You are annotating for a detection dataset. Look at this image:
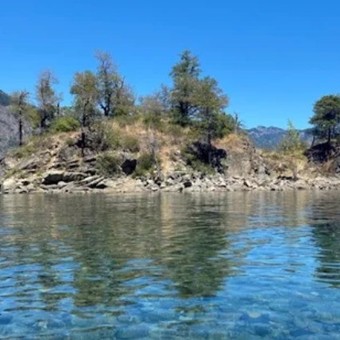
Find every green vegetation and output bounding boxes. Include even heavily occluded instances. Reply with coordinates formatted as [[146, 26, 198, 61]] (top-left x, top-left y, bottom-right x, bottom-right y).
[[310, 95, 340, 144], [36, 70, 59, 130], [4, 50, 339, 179], [10, 91, 29, 146], [50, 116, 80, 132], [120, 134, 140, 152], [11, 135, 53, 158], [134, 152, 157, 177], [278, 120, 306, 155], [96, 51, 135, 117], [182, 147, 215, 175], [168, 50, 232, 146], [96, 152, 121, 176]]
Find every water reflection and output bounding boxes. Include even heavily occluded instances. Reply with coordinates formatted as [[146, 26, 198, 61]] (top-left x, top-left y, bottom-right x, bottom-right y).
[[0, 191, 339, 338], [306, 191, 340, 288]]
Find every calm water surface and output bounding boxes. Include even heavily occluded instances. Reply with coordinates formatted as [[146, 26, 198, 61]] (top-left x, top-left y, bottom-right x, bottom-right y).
[[0, 191, 339, 339]]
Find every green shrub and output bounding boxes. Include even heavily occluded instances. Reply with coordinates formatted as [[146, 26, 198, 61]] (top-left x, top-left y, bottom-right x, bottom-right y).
[[89, 122, 120, 151], [120, 134, 140, 152], [96, 152, 121, 176], [50, 116, 80, 133], [89, 121, 140, 152], [181, 146, 215, 175], [189, 159, 215, 175], [142, 112, 163, 130], [134, 152, 155, 177], [277, 121, 306, 155]]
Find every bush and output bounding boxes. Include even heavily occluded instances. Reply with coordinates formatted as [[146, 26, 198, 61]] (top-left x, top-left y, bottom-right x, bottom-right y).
[[50, 116, 80, 133], [142, 112, 163, 130], [88, 122, 120, 151], [134, 152, 156, 177], [120, 134, 140, 152], [181, 146, 215, 175], [96, 152, 121, 176], [88, 121, 141, 153], [278, 121, 306, 155]]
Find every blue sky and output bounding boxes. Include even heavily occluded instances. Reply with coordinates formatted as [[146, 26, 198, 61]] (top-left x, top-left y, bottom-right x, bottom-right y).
[[1, 0, 340, 129]]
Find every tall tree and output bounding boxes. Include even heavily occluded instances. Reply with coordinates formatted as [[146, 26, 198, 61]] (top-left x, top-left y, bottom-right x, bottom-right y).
[[170, 50, 201, 125], [11, 91, 29, 146], [193, 77, 229, 145], [310, 95, 340, 144], [70, 71, 98, 154], [96, 51, 134, 117], [36, 70, 58, 130]]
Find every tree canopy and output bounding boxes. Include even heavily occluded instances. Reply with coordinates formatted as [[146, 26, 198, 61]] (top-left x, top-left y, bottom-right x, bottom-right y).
[[5, 49, 241, 155], [96, 51, 134, 117], [70, 71, 98, 128], [310, 95, 340, 144], [193, 76, 229, 143], [36, 70, 59, 130], [10, 91, 29, 146], [170, 50, 201, 125]]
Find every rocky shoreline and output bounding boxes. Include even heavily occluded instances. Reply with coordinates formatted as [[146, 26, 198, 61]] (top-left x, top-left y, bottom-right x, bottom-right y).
[[1, 168, 340, 195], [1, 132, 340, 195]]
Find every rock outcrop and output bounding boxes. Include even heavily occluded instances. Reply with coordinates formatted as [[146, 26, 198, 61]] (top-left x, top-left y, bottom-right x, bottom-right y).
[[1, 131, 340, 194]]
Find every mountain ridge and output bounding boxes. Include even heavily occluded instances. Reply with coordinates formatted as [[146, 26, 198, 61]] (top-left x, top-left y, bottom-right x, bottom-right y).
[[247, 125, 313, 150]]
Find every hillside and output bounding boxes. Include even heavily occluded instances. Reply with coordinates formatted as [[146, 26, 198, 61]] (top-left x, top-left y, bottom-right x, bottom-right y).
[[1, 120, 339, 194]]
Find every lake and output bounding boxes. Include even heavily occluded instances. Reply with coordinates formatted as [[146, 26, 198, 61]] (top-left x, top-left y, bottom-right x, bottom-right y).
[[0, 191, 339, 339]]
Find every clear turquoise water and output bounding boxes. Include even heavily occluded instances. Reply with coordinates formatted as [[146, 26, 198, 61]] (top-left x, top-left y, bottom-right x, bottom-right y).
[[0, 191, 339, 339]]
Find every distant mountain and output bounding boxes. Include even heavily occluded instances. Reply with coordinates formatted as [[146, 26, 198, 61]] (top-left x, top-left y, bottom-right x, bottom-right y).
[[247, 126, 313, 150], [0, 90, 11, 106]]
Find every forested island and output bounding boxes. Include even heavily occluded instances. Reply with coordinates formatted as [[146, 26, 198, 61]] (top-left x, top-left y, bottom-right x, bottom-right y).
[[0, 50, 340, 194]]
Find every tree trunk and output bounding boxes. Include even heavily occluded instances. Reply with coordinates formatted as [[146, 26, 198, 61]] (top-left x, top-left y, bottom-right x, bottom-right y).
[[19, 118, 23, 146], [81, 130, 85, 157]]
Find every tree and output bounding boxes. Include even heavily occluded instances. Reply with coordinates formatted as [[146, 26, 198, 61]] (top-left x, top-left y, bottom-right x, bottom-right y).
[[11, 91, 29, 146], [193, 77, 229, 145], [36, 70, 59, 130], [278, 120, 305, 153], [233, 112, 244, 134], [139, 85, 171, 126], [310, 95, 340, 144], [70, 71, 98, 154], [170, 50, 201, 125], [96, 51, 134, 117]]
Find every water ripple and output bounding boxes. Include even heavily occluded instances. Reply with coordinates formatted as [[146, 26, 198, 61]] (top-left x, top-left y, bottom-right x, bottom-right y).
[[0, 191, 339, 338]]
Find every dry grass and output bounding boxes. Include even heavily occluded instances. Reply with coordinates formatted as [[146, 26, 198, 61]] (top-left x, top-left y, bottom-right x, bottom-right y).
[[101, 119, 192, 175], [215, 133, 251, 152], [260, 149, 309, 178]]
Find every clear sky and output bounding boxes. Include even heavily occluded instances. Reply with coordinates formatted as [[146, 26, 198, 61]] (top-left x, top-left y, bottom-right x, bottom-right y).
[[1, 0, 340, 129]]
